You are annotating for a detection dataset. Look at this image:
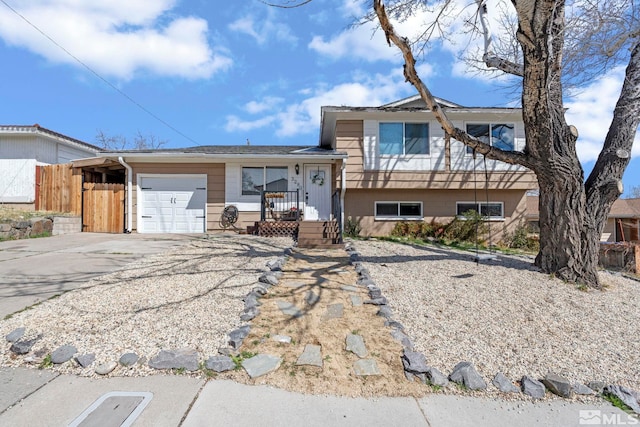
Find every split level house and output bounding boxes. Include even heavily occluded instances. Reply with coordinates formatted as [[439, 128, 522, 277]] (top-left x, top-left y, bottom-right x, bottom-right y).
[[71, 95, 538, 245]]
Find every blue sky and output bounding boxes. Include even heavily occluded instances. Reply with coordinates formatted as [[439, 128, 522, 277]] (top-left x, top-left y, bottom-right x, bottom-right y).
[[0, 0, 638, 195]]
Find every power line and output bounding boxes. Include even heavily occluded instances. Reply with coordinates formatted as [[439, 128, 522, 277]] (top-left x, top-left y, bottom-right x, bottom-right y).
[[0, 0, 201, 146]]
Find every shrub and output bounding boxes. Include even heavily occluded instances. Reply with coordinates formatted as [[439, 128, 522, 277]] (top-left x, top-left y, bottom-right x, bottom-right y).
[[344, 216, 362, 238], [443, 210, 488, 244], [501, 222, 540, 252]]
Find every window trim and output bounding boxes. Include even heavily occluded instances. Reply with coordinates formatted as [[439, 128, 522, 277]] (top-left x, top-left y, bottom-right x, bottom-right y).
[[374, 201, 423, 221], [464, 122, 516, 155], [455, 201, 505, 220], [240, 165, 289, 199], [379, 121, 430, 156]]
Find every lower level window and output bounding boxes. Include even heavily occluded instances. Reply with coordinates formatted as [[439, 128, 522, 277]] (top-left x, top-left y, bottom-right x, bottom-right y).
[[375, 202, 422, 219], [456, 202, 504, 219]]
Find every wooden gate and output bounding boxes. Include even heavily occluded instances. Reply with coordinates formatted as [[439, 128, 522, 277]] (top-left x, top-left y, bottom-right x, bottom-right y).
[[82, 183, 125, 233]]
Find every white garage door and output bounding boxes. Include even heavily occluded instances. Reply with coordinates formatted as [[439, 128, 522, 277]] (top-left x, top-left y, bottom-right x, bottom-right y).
[[138, 175, 207, 233]]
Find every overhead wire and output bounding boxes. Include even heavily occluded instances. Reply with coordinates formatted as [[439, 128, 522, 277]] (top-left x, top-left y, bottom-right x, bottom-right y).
[[0, 0, 201, 146]]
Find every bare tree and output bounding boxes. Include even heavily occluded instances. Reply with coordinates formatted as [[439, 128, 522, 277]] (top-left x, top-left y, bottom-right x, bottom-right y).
[[96, 130, 167, 151], [370, 0, 639, 288], [625, 186, 640, 199]]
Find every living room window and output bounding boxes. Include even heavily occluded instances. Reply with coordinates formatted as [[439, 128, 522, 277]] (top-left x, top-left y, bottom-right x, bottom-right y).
[[465, 123, 515, 154], [379, 122, 429, 155], [375, 201, 423, 219], [241, 166, 288, 196], [456, 202, 504, 219]]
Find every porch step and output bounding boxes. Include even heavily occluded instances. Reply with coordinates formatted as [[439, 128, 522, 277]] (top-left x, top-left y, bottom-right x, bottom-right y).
[[297, 220, 342, 248]]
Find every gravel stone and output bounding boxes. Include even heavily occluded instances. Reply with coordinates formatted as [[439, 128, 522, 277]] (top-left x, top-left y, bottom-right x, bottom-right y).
[[205, 355, 235, 372], [5, 327, 25, 343], [572, 382, 594, 395], [240, 306, 259, 321], [10, 337, 40, 355], [402, 350, 429, 374], [543, 372, 573, 398], [50, 345, 77, 364], [493, 372, 520, 393], [258, 273, 279, 286], [391, 329, 413, 350], [75, 354, 96, 368], [426, 367, 449, 387], [119, 352, 139, 366], [148, 348, 199, 371], [449, 362, 487, 390], [229, 325, 252, 349], [521, 376, 546, 399], [588, 381, 606, 393], [95, 361, 117, 375]]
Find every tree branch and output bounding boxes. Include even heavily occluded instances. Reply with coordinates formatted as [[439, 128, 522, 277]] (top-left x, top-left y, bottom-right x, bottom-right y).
[[373, 0, 533, 168], [475, 0, 524, 76]]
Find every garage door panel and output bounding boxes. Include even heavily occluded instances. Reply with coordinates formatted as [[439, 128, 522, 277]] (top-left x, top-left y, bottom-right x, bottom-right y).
[[138, 176, 206, 234]]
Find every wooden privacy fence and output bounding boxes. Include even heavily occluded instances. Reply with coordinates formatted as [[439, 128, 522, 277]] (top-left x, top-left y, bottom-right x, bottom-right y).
[[37, 164, 125, 233], [82, 183, 125, 233], [36, 164, 82, 214]]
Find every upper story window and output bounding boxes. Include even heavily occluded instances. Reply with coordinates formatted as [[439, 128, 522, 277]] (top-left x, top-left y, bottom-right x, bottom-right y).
[[242, 166, 288, 196], [465, 123, 515, 154], [379, 122, 429, 155]]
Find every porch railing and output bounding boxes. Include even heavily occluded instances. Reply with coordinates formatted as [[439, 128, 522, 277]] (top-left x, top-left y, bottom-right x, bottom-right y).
[[331, 189, 343, 243], [261, 190, 300, 221]]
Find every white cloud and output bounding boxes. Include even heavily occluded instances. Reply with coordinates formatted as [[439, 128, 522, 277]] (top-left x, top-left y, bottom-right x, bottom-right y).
[[0, 0, 231, 80], [228, 12, 297, 46], [565, 66, 640, 163], [224, 65, 432, 138]]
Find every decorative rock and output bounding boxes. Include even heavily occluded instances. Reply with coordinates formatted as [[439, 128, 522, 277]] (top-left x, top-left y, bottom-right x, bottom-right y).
[[402, 350, 429, 374], [604, 385, 640, 413], [252, 285, 269, 296], [367, 286, 382, 299], [543, 372, 573, 398], [148, 348, 199, 371], [5, 327, 25, 343], [322, 303, 344, 320], [354, 264, 368, 275], [296, 344, 323, 367], [521, 376, 546, 399], [588, 381, 606, 393], [346, 334, 368, 358], [449, 362, 487, 390], [493, 372, 520, 393], [244, 293, 261, 309], [284, 247, 294, 256], [10, 337, 40, 355], [277, 301, 303, 318], [364, 297, 388, 306], [305, 290, 319, 306], [353, 359, 381, 376], [51, 345, 77, 364], [205, 355, 236, 372], [228, 325, 251, 349], [341, 285, 359, 292], [426, 367, 450, 387], [350, 295, 362, 307], [119, 352, 139, 366], [357, 277, 376, 287], [391, 329, 413, 350], [266, 258, 283, 271], [242, 354, 282, 378], [75, 353, 96, 368], [258, 273, 279, 286], [573, 382, 594, 395], [272, 335, 292, 344], [385, 320, 404, 330], [95, 361, 117, 375], [376, 306, 393, 318], [240, 306, 259, 321], [349, 252, 361, 263]]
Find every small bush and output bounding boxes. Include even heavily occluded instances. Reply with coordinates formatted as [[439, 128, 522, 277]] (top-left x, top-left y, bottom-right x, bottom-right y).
[[443, 210, 488, 244], [501, 222, 539, 252], [344, 216, 362, 238]]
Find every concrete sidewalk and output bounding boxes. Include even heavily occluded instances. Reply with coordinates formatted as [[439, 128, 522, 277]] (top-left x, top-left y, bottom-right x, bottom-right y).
[[0, 233, 197, 319], [0, 367, 631, 427]]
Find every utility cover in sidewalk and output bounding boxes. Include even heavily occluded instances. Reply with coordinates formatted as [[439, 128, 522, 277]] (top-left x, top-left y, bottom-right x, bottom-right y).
[[68, 391, 153, 427]]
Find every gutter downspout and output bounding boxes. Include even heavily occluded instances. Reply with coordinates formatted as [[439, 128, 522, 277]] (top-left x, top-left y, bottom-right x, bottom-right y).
[[118, 157, 133, 233], [340, 158, 347, 234]]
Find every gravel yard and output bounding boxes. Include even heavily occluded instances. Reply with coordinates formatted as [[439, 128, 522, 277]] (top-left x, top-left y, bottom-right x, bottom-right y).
[[354, 239, 640, 393], [1, 234, 638, 399]]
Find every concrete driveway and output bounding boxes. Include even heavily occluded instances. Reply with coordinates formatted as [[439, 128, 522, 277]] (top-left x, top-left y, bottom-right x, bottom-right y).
[[0, 233, 198, 319]]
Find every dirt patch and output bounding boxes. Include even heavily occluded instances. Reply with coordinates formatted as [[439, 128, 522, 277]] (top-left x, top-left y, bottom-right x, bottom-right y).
[[218, 248, 426, 397]]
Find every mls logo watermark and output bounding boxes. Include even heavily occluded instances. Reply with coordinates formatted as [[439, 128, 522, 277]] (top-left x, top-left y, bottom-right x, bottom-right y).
[[579, 410, 639, 425]]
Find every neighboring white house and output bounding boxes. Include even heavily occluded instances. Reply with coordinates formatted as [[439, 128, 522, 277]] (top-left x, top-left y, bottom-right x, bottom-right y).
[[0, 124, 100, 206]]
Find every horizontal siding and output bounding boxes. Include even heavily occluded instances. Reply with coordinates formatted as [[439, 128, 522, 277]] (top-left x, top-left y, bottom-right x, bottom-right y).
[[0, 159, 36, 202], [0, 135, 57, 163], [344, 188, 528, 239]]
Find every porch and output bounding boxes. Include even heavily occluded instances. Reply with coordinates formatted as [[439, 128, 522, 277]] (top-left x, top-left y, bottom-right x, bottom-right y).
[[251, 189, 343, 248]]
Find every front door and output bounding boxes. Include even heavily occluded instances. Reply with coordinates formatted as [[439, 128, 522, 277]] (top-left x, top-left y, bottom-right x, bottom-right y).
[[304, 164, 331, 220]]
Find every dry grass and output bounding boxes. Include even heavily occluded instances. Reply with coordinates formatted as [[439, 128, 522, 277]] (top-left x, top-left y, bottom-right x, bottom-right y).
[[0, 207, 66, 222]]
